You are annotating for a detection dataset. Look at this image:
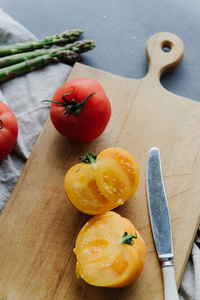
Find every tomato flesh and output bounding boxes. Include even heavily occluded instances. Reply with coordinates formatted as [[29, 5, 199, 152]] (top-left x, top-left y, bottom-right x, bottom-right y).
[[64, 148, 140, 215], [73, 211, 146, 287]]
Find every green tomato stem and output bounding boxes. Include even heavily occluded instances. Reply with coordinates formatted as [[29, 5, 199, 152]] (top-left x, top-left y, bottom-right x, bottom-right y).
[[79, 152, 97, 164], [42, 86, 95, 116], [121, 231, 137, 245]]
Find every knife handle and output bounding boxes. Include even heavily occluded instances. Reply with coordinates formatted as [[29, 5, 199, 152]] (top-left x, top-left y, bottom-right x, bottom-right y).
[[162, 266, 179, 300]]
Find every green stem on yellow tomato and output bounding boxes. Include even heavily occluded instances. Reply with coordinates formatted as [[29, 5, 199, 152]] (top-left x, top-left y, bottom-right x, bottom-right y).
[[121, 232, 137, 245], [79, 152, 97, 164]]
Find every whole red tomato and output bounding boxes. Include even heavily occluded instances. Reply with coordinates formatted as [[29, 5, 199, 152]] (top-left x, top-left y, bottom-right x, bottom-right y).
[[0, 101, 18, 160], [48, 77, 111, 142]]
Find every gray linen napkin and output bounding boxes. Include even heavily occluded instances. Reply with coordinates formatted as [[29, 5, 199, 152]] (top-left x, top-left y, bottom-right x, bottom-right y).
[[0, 8, 71, 212], [0, 8, 199, 300]]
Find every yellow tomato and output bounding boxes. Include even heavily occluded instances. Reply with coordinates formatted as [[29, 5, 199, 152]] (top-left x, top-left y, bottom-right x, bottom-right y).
[[73, 211, 146, 287], [64, 148, 140, 215]]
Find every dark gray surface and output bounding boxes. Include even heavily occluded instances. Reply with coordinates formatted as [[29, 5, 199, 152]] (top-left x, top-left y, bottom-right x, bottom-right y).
[[0, 0, 200, 102]]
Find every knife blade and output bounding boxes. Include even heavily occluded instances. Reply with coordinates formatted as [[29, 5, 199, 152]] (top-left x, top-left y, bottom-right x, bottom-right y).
[[146, 147, 179, 300]]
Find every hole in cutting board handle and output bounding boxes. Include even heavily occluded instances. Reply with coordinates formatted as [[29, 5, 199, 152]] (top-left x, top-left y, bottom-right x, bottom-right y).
[[162, 40, 172, 52]]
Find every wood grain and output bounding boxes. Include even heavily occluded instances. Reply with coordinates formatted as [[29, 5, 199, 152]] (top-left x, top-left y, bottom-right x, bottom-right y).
[[0, 32, 200, 300]]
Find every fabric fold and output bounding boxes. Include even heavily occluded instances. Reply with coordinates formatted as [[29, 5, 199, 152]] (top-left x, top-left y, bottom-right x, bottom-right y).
[[0, 9, 71, 212]]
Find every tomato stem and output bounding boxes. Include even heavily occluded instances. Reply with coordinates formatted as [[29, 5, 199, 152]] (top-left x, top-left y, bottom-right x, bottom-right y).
[[42, 86, 95, 116], [79, 152, 97, 164], [121, 232, 137, 245], [0, 119, 3, 129]]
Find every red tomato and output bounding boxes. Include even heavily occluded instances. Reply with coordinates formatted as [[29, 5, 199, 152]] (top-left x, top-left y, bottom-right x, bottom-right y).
[[48, 77, 111, 142], [0, 101, 18, 160]]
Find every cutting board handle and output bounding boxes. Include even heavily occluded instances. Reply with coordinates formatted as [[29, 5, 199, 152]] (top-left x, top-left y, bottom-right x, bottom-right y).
[[145, 32, 184, 79]]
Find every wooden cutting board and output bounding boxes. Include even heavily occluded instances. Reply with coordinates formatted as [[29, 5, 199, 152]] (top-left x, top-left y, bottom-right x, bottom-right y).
[[0, 32, 200, 300]]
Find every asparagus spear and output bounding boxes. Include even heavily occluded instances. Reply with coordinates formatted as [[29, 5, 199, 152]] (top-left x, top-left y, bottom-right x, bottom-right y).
[[0, 51, 79, 82], [0, 48, 85, 82], [0, 29, 84, 57], [0, 40, 96, 68]]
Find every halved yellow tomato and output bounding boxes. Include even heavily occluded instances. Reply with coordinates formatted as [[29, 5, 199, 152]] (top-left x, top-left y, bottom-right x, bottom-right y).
[[73, 211, 146, 287], [64, 148, 140, 215]]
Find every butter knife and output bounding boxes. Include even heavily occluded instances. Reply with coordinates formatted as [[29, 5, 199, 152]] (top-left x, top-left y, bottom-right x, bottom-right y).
[[146, 147, 179, 300]]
